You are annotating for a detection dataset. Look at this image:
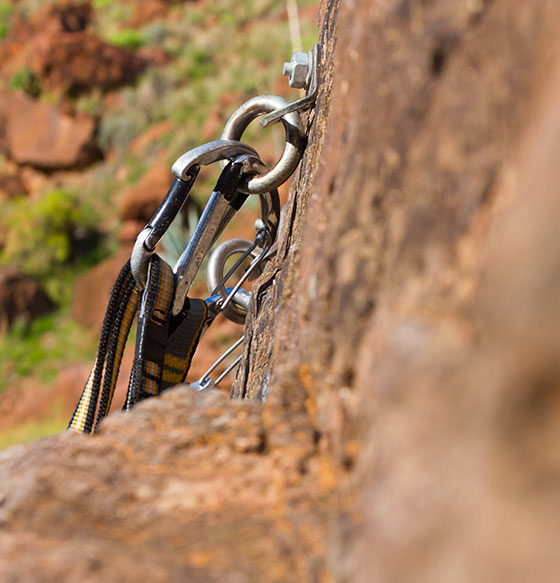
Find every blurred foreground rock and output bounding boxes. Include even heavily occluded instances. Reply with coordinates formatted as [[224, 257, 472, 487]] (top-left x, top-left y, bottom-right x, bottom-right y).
[[0, 388, 332, 582], [234, 0, 560, 580]]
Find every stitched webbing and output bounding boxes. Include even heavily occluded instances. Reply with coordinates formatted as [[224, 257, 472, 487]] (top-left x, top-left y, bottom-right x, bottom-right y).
[[95, 277, 139, 426], [126, 256, 175, 408], [68, 255, 210, 434], [161, 298, 208, 391]]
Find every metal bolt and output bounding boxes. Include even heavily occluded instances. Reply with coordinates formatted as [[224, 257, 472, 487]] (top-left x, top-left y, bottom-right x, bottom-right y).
[[283, 51, 311, 89]]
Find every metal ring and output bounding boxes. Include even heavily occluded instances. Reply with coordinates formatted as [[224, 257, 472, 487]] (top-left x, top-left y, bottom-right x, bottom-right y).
[[207, 238, 255, 324], [221, 95, 305, 194]]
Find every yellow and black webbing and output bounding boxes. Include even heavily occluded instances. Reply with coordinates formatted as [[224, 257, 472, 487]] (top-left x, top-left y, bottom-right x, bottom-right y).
[[68, 255, 208, 434], [125, 255, 176, 408]]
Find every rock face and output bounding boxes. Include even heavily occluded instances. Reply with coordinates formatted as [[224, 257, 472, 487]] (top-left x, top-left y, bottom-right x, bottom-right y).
[[234, 0, 560, 581], [0, 268, 53, 334], [1, 93, 100, 169], [1, 0, 560, 581]]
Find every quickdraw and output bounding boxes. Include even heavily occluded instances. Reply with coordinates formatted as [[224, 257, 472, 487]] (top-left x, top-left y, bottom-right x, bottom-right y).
[[68, 46, 319, 434]]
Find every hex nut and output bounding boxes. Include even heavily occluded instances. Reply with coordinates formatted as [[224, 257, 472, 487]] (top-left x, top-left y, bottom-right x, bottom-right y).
[[283, 52, 310, 89]]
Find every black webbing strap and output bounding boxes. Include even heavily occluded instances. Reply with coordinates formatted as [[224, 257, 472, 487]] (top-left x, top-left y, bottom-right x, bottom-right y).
[[68, 261, 139, 434], [161, 298, 208, 391], [68, 255, 209, 434]]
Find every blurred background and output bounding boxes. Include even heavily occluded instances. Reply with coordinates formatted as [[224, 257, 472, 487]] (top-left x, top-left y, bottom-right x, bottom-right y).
[[0, 0, 319, 448]]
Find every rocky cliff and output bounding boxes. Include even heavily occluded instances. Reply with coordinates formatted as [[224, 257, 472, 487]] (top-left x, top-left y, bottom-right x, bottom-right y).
[[2, 0, 560, 581]]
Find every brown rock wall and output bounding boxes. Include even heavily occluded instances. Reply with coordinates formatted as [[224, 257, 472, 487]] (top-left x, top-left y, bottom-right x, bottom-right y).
[[235, 0, 560, 580]]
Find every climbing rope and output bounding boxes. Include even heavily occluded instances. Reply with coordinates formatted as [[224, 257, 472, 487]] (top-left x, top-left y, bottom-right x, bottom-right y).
[[68, 45, 320, 434]]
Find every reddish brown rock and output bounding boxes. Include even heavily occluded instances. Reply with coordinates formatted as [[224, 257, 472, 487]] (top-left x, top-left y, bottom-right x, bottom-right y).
[[0, 2, 146, 96], [235, 1, 560, 581], [119, 161, 174, 223], [118, 219, 144, 245], [30, 32, 147, 95], [0, 387, 329, 583], [0, 172, 27, 200], [0, 267, 53, 334], [2, 93, 100, 169], [72, 247, 132, 332], [19, 0, 93, 36], [44, 0, 92, 33], [3, 1, 560, 582], [0, 1, 91, 88]]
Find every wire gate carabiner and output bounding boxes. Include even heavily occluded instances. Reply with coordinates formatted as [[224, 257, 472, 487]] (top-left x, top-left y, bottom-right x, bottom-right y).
[[172, 155, 280, 316], [207, 236, 266, 324]]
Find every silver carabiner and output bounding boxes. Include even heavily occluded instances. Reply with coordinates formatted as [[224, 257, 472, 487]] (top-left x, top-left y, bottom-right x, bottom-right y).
[[130, 140, 259, 289], [191, 335, 245, 391], [171, 155, 280, 315], [206, 232, 272, 324], [206, 238, 256, 324]]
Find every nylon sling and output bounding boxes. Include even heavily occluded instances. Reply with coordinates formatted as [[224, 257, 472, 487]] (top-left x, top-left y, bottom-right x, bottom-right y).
[[68, 255, 208, 434]]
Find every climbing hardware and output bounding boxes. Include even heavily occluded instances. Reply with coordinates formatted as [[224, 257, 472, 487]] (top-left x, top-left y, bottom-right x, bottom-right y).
[[68, 46, 320, 433]]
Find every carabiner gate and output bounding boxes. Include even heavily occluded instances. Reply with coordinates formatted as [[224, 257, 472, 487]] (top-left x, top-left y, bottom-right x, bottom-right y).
[[131, 140, 259, 290]]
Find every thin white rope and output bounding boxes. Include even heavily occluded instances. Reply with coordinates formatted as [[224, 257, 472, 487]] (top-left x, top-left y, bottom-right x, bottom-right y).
[[286, 0, 302, 53]]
